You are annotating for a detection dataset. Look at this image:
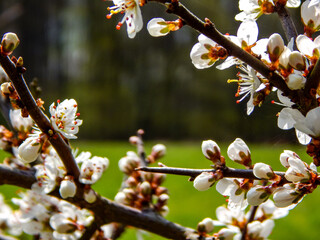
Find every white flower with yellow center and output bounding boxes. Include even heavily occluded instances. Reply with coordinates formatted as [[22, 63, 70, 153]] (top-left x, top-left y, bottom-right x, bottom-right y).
[[107, 0, 143, 38], [49, 99, 82, 140]]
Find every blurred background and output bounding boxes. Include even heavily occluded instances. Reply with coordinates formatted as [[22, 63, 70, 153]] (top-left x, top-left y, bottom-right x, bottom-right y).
[[0, 0, 302, 142]]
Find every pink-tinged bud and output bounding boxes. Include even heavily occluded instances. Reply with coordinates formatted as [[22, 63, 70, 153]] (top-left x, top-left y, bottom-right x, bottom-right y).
[[193, 172, 215, 191], [273, 184, 303, 208], [247, 186, 271, 206], [253, 163, 275, 180], [1, 32, 20, 55], [289, 51, 306, 71], [59, 176, 77, 199], [197, 217, 214, 233], [129, 136, 139, 145], [151, 144, 166, 159], [287, 72, 306, 90], [201, 140, 221, 163], [84, 188, 97, 203], [227, 138, 251, 167], [267, 33, 285, 62], [18, 137, 42, 163]]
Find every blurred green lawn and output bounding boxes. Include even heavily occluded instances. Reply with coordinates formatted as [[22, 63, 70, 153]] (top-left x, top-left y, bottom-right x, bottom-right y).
[[0, 141, 319, 239]]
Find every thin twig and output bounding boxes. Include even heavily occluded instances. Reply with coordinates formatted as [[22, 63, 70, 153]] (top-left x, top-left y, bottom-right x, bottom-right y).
[[137, 166, 287, 182], [275, 4, 298, 45], [150, 0, 296, 100], [0, 54, 80, 178]]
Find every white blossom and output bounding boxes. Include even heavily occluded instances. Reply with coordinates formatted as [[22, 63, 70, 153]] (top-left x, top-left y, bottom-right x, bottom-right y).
[[193, 172, 215, 191], [79, 156, 109, 184], [107, 0, 143, 38], [285, 158, 310, 183], [49, 99, 83, 139], [147, 18, 181, 37]]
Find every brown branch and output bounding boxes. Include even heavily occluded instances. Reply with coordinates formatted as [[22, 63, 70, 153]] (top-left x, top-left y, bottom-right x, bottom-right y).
[[149, 0, 296, 99], [275, 5, 298, 44], [0, 54, 80, 178], [136, 166, 287, 182], [0, 164, 193, 239], [0, 164, 36, 188]]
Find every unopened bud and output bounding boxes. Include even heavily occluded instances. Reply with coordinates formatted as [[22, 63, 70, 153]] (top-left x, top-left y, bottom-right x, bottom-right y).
[[253, 162, 275, 180], [16, 56, 24, 68], [193, 172, 215, 191], [84, 188, 97, 203], [287, 73, 306, 90], [201, 140, 221, 163], [1, 82, 12, 94], [129, 136, 139, 145], [159, 205, 169, 217], [216, 228, 236, 240], [123, 188, 136, 200], [197, 218, 214, 233], [289, 51, 306, 71], [267, 33, 284, 62], [114, 192, 128, 205], [227, 138, 251, 167], [0, 67, 9, 82], [118, 156, 139, 175], [247, 186, 271, 206], [273, 184, 303, 208], [140, 181, 152, 196], [280, 150, 297, 168], [151, 144, 166, 159], [158, 193, 169, 205], [18, 137, 42, 163], [1, 32, 20, 55], [59, 176, 77, 199]]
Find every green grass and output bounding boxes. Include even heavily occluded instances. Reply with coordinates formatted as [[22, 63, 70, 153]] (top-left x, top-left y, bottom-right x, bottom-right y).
[[0, 141, 319, 239]]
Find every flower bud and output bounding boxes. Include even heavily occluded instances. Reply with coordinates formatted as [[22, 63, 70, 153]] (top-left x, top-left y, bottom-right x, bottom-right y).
[[267, 33, 284, 62], [84, 188, 97, 203], [129, 136, 139, 145], [122, 188, 136, 200], [1, 32, 20, 55], [247, 186, 270, 206], [253, 163, 275, 180], [18, 137, 42, 163], [201, 140, 221, 163], [289, 51, 306, 71], [140, 181, 152, 196], [216, 228, 236, 240], [227, 138, 251, 167], [118, 156, 139, 175], [158, 193, 169, 205], [280, 150, 298, 168], [1, 82, 11, 94], [114, 192, 128, 204], [285, 158, 310, 183], [159, 205, 169, 217], [286, 72, 306, 90], [0, 67, 9, 82], [193, 172, 215, 191], [147, 18, 182, 37], [197, 217, 214, 233], [59, 176, 77, 199], [151, 144, 166, 159], [273, 184, 303, 208]]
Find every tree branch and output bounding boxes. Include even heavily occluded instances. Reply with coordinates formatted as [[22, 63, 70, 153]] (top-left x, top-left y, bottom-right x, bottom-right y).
[[0, 54, 80, 178], [275, 5, 298, 44], [150, 0, 296, 99], [0, 164, 194, 239], [136, 166, 287, 182]]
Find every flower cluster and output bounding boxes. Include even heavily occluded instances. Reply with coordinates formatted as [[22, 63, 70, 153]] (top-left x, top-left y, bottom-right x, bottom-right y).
[[115, 135, 169, 217], [195, 138, 319, 211], [188, 199, 288, 240]]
